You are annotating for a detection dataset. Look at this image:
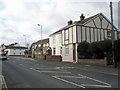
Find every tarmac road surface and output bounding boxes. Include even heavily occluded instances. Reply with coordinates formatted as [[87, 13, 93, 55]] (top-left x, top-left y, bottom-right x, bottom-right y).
[[2, 56, 119, 89]]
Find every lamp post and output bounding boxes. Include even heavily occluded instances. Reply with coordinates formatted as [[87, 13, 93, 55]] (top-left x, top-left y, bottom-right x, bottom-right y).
[[23, 35, 26, 47], [37, 24, 43, 54]]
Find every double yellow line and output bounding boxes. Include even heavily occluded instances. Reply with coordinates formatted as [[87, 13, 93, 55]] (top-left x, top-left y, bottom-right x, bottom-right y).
[[1, 75, 8, 90]]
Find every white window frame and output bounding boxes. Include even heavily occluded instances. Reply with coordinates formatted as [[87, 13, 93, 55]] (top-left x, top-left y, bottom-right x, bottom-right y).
[[65, 45, 69, 55], [64, 29, 68, 40], [59, 34, 62, 43], [53, 36, 55, 44]]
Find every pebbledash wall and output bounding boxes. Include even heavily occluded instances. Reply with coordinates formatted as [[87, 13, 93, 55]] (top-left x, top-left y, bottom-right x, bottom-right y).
[[49, 13, 118, 63]]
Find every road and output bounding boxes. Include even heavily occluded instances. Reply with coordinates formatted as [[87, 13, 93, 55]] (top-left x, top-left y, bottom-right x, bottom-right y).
[[2, 56, 118, 89]]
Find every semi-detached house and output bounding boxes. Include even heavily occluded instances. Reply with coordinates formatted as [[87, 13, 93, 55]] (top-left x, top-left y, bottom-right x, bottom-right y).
[[49, 13, 118, 63]]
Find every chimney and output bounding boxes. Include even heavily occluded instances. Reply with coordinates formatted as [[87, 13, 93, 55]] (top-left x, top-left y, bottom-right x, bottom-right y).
[[67, 20, 73, 25], [80, 14, 85, 21]]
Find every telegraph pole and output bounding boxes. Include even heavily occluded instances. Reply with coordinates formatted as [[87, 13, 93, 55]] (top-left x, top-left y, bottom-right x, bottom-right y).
[[110, 2, 117, 68]]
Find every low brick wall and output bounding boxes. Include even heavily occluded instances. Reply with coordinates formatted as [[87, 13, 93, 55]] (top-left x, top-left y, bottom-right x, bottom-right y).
[[78, 58, 107, 66], [46, 55, 62, 62], [25, 54, 31, 57], [35, 54, 45, 60], [34, 54, 62, 62]]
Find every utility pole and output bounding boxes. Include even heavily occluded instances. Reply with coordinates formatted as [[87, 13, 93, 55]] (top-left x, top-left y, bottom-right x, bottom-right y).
[[110, 2, 117, 68]]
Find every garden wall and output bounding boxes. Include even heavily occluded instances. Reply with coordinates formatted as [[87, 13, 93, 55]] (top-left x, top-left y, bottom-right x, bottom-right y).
[[78, 58, 107, 66], [34, 54, 62, 62]]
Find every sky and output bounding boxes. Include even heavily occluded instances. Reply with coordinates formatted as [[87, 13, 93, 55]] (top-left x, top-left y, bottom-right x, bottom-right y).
[[0, 0, 119, 47]]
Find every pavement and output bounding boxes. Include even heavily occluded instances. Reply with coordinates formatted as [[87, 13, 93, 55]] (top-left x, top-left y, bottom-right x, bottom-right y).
[[2, 56, 119, 88]]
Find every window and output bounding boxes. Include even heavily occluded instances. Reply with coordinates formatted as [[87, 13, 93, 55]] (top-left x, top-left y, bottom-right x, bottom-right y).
[[53, 48, 56, 55], [46, 43, 48, 46], [65, 45, 69, 55], [53, 36, 55, 44], [43, 44, 46, 47], [65, 29, 68, 40], [38, 44, 41, 47], [107, 30, 111, 38], [60, 47, 62, 55], [59, 34, 62, 43]]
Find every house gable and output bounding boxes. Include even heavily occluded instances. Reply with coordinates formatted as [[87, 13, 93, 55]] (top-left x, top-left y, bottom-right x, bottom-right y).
[[83, 13, 117, 30]]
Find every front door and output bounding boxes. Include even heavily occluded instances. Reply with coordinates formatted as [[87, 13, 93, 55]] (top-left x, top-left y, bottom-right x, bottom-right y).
[[73, 44, 76, 62]]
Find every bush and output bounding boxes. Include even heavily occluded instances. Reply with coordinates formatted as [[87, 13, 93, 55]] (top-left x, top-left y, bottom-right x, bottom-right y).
[[88, 42, 104, 59], [77, 41, 90, 59], [77, 39, 119, 60], [96, 39, 112, 56]]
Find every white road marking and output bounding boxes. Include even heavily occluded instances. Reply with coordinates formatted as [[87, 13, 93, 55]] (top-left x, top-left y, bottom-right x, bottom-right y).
[[19, 64, 25, 67], [85, 65, 91, 67], [37, 71, 71, 73], [54, 75, 86, 78], [36, 68, 58, 70], [29, 68, 41, 73], [81, 84, 111, 88], [53, 74, 112, 88], [78, 74, 112, 88], [30, 68, 71, 73], [52, 76, 86, 88], [55, 67, 74, 69], [1, 75, 8, 90]]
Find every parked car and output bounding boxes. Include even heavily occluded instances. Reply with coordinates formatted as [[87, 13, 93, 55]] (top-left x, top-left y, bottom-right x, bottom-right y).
[[0, 54, 7, 60]]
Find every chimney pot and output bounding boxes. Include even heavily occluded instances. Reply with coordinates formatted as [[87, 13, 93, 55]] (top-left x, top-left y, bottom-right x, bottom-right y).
[[80, 14, 85, 21], [68, 20, 73, 25]]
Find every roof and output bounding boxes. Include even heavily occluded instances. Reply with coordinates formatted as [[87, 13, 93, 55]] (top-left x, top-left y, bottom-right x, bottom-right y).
[[49, 29, 62, 36], [35, 38, 49, 44], [75, 13, 99, 25], [30, 38, 49, 49], [49, 13, 118, 36], [7, 46, 27, 49]]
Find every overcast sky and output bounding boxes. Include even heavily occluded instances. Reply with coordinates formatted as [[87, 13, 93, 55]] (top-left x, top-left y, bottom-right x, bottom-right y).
[[0, 0, 119, 46]]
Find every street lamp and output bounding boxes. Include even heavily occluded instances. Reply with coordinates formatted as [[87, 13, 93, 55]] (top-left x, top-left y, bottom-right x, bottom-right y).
[[37, 24, 42, 42], [23, 35, 26, 47], [37, 24, 43, 54]]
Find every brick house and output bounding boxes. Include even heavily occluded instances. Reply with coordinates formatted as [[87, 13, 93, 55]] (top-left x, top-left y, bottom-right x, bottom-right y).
[[31, 38, 50, 58]]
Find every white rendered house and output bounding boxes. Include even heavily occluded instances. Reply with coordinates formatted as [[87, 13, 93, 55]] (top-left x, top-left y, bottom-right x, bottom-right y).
[[49, 30, 62, 56], [5, 46, 27, 56]]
